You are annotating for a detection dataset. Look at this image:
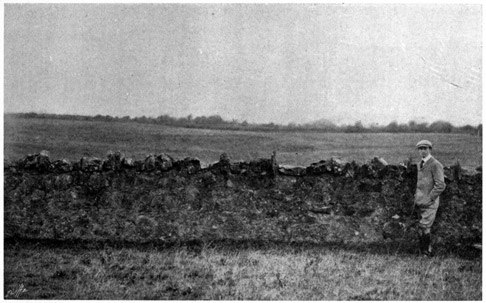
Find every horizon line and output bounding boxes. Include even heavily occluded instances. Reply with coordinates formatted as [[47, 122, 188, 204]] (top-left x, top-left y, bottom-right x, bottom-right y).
[[4, 111, 482, 128]]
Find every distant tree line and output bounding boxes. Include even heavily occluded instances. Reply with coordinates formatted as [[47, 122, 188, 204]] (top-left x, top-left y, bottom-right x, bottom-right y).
[[6, 112, 482, 135]]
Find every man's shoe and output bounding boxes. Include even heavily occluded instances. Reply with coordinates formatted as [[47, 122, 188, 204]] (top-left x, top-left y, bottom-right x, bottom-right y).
[[418, 234, 426, 255], [423, 234, 433, 257]]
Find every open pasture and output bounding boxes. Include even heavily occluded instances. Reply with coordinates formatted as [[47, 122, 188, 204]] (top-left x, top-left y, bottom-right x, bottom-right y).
[[4, 116, 482, 169], [4, 240, 482, 300]]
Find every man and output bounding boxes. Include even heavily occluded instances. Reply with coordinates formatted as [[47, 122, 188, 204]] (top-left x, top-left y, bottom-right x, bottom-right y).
[[414, 140, 446, 256]]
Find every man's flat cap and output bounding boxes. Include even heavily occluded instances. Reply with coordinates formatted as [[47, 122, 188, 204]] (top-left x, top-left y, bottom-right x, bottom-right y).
[[416, 140, 432, 148]]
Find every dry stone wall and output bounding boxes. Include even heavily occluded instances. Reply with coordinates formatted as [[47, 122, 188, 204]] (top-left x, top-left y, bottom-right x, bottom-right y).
[[4, 150, 482, 254]]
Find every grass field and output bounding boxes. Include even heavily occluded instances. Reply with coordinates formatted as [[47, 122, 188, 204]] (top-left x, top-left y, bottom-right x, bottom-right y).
[[4, 116, 482, 168], [4, 240, 481, 300]]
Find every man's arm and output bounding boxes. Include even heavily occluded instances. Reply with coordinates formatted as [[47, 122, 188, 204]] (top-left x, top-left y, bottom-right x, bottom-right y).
[[429, 161, 446, 202]]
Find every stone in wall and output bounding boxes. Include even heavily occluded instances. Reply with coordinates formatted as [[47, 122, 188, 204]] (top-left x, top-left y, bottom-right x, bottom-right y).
[[174, 157, 201, 174], [103, 150, 124, 171], [371, 156, 388, 170], [80, 156, 103, 172], [51, 159, 73, 173], [278, 165, 307, 176], [156, 154, 175, 171], [306, 157, 348, 176], [21, 150, 51, 171], [143, 155, 157, 171], [122, 157, 135, 168]]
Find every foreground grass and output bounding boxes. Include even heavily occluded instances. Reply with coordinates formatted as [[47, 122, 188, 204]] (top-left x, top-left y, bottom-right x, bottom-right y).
[[4, 241, 481, 300]]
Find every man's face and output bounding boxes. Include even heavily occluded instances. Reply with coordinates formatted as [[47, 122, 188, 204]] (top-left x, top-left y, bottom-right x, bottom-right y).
[[418, 146, 431, 158]]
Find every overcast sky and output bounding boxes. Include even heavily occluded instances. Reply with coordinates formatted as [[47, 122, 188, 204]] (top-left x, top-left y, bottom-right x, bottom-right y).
[[4, 4, 482, 126]]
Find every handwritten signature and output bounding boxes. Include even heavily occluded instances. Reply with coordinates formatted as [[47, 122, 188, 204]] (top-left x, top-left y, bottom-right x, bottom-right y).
[[5, 284, 27, 298]]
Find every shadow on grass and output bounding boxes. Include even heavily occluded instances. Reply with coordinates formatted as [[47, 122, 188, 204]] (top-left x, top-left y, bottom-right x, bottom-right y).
[[4, 237, 481, 260]]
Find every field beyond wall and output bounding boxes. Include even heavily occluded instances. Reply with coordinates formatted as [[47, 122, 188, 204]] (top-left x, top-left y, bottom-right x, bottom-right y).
[[4, 116, 482, 169]]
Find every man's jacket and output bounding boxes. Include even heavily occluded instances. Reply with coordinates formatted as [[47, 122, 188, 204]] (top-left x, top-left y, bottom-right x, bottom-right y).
[[415, 156, 446, 208]]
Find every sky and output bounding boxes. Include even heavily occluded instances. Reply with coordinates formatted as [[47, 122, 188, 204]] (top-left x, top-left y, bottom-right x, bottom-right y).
[[3, 4, 482, 126]]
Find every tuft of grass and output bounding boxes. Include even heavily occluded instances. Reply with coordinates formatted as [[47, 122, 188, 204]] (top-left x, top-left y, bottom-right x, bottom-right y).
[[4, 241, 481, 300]]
